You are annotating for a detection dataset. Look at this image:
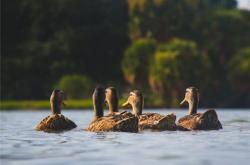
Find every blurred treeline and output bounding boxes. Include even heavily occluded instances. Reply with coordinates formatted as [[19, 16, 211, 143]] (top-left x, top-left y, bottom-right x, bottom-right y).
[[1, 0, 250, 107]]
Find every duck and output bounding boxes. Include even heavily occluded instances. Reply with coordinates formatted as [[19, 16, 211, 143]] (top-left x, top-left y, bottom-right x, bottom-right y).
[[105, 87, 119, 115], [85, 86, 138, 132], [105, 86, 140, 118], [122, 90, 177, 131], [35, 89, 77, 132], [177, 87, 222, 130]]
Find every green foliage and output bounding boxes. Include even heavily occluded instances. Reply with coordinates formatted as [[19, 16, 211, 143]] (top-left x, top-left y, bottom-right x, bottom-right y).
[[0, 100, 93, 110], [227, 47, 250, 107], [0, 97, 167, 110], [2, 0, 129, 99], [128, 0, 194, 41], [122, 38, 156, 86], [149, 39, 211, 106], [228, 48, 250, 96], [196, 9, 250, 63], [57, 75, 93, 99], [126, 0, 249, 107], [127, 0, 237, 42], [2, 0, 250, 107], [0, 98, 140, 110], [201, 0, 237, 9]]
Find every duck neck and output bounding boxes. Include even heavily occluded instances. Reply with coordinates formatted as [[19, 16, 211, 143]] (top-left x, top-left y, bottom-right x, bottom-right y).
[[93, 101, 103, 120], [188, 99, 198, 115], [51, 100, 61, 115], [107, 100, 118, 114], [132, 104, 142, 116]]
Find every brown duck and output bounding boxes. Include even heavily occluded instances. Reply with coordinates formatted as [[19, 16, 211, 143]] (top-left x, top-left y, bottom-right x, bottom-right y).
[[178, 87, 222, 130], [85, 86, 138, 132], [105, 87, 119, 115], [35, 90, 77, 132], [122, 90, 176, 131]]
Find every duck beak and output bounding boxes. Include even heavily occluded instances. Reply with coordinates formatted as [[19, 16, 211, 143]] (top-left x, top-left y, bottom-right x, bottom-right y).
[[122, 100, 130, 108], [180, 99, 186, 105]]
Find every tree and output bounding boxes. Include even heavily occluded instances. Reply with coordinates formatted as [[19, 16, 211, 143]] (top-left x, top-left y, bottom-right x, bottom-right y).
[[2, 0, 129, 99], [57, 74, 93, 99], [122, 38, 156, 87], [228, 48, 250, 107], [127, 0, 237, 42], [191, 9, 250, 106], [149, 38, 211, 106], [128, 0, 195, 42]]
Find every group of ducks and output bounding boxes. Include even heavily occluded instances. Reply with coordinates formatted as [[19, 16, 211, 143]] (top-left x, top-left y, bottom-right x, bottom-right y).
[[35, 86, 222, 133]]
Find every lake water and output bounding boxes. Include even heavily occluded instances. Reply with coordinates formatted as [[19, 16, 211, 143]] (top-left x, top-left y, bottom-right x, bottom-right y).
[[1, 109, 250, 165]]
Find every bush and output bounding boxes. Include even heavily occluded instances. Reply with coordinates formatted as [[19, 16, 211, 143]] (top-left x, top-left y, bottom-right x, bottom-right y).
[[57, 74, 93, 99], [149, 38, 211, 106], [228, 48, 250, 84], [228, 48, 250, 106], [122, 38, 156, 87]]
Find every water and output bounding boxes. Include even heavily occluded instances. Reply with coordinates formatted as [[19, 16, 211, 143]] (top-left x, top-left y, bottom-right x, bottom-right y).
[[1, 109, 250, 165]]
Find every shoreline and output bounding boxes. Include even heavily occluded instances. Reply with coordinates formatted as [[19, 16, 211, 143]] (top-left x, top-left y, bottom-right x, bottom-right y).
[[0, 100, 249, 110], [0, 99, 163, 110]]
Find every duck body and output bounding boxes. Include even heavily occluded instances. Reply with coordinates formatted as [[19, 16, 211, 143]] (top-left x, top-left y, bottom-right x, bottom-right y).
[[177, 109, 222, 131], [35, 90, 77, 132], [36, 114, 77, 132], [139, 113, 177, 131], [86, 111, 138, 132], [122, 90, 177, 131], [178, 86, 222, 131], [85, 87, 138, 133]]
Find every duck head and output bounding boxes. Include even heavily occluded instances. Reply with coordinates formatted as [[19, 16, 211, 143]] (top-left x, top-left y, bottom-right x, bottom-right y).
[[180, 87, 199, 115], [92, 86, 105, 120], [105, 87, 118, 114], [122, 90, 144, 116], [50, 89, 65, 115]]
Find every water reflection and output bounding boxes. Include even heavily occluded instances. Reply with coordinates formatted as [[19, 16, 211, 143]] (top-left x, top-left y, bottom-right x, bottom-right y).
[[1, 109, 250, 165]]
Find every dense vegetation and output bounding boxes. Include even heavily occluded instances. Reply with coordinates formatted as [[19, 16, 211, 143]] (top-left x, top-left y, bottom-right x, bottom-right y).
[[1, 0, 250, 107]]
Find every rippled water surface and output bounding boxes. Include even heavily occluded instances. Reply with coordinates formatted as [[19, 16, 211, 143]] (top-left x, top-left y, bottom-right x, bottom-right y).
[[1, 109, 250, 165]]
